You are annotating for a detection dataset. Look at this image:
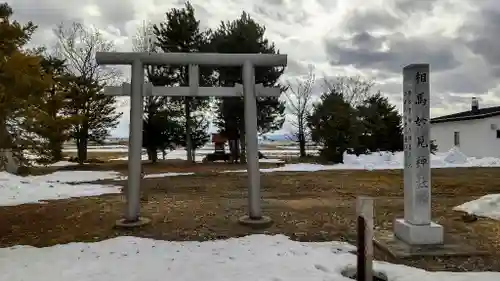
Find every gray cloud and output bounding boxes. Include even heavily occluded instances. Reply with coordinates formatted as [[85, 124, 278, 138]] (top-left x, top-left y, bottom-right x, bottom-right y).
[[10, 0, 135, 43], [324, 32, 461, 74], [262, 0, 285, 5], [392, 0, 438, 14], [252, 2, 309, 25], [92, 1, 136, 33], [253, 5, 286, 23], [343, 9, 402, 33], [432, 63, 495, 95], [6, 0, 500, 135], [314, 0, 338, 12], [285, 59, 310, 76], [341, 0, 440, 34], [10, 0, 76, 28], [459, 9, 500, 78]]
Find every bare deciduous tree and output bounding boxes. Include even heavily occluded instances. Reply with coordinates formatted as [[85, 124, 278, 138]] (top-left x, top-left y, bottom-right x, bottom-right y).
[[285, 66, 315, 158], [53, 22, 122, 163], [54, 22, 120, 84], [323, 75, 375, 107], [132, 20, 156, 53]]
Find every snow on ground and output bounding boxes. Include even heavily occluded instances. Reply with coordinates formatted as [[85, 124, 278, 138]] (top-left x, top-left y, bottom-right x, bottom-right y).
[[0, 234, 498, 281], [4, 146, 500, 278], [34, 171, 124, 183], [62, 145, 129, 153], [259, 158, 285, 163], [224, 148, 500, 173], [8, 146, 500, 216], [47, 161, 79, 167], [0, 169, 202, 206], [443, 147, 469, 164], [276, 145, 322, 149], [112, 147, 500, 170], [144, 172, 194, 179], [0, 171, 123, 206], [454, 194, 500, 220], [111, 149, 287, 163]]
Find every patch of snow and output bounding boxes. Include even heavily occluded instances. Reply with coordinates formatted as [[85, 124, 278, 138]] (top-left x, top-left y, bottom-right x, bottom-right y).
[[276, 145, 322, 150], [111, 149, 289, 163], [144, 172, 195, 179], [0, 168, 213, 206], [454, 194, 500, 220], [443, 147, 468, 164], [258, 158, 285, 163], [0, 234, 498, 281], [49, 161, 78, 167], [62, 148, 129, 153], [0, 171, 122, 206]]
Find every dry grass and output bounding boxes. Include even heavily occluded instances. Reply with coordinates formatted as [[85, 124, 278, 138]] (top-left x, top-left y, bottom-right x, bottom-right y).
[[54, 159, 284, 175], [1, 164, 500, 272]]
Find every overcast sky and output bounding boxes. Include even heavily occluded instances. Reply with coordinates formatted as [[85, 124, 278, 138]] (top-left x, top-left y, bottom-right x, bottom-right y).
[[8, 0, 500, 137]]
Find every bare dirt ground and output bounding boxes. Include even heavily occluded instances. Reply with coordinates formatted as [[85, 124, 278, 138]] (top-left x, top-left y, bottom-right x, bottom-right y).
[[1, 162, 500, 272]]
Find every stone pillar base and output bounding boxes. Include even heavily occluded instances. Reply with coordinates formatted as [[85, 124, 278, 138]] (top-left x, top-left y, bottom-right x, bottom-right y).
[[394, 218, 444, 245], [238, 215, 273, 228], [115, 217, 151, 228]]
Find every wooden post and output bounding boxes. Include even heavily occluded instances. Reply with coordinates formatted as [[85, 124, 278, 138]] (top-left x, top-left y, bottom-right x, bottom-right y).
[[356, 196, 374, 281]]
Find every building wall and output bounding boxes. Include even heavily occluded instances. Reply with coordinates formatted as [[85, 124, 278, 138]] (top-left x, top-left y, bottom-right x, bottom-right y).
[[430, 115, 500, 158]]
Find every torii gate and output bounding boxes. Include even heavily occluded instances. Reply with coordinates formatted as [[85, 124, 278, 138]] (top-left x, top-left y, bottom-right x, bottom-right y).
[[95, 52, 287, 228]]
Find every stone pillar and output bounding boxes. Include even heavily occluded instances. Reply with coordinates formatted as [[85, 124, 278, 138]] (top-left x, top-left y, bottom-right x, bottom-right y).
[[238, 60, 272, 227], [394, 64, 443, 245], [242, 60, 261, 219], [125, 59, 145, 222]]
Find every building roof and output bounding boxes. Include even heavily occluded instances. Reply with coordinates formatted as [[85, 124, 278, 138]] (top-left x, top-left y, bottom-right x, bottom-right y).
[[431, 106, 500, 124]]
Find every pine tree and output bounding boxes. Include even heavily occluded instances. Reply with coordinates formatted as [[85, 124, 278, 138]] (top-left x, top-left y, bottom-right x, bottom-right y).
[[143, 100, 184, 162], [307, 90, 359, 163], [177, 112, 209, 161], [31, 56, 75, 163], [0, 3, 53, 172], [62, 76, 121, 163], [356, 92, 403, 153], [153, 1, 212, 163], [209, 12, 286, 162]]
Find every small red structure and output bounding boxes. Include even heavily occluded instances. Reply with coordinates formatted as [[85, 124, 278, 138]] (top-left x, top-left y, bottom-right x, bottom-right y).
[[212, 133, 226, 153], [203, 133, 231, 162]]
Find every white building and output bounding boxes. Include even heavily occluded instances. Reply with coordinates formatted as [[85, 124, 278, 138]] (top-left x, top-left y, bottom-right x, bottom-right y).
[[431, 97, 500, 158]]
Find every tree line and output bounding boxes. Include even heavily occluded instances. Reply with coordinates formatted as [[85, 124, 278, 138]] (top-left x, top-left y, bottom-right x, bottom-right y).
[[0, 1, 432, 172], [287, 70, 437, 163], [0, 3, 122, 170], [286, 71, 402, 163], [0, 2, 286, 170]]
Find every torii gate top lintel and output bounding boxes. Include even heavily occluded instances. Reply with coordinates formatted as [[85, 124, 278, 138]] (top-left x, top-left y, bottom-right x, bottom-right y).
[[95, 52, 287, 67]]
